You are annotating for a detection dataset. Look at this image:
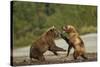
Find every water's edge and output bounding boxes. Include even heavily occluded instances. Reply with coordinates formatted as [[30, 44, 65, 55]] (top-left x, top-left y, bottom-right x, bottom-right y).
[[13, 33, 97, 57]]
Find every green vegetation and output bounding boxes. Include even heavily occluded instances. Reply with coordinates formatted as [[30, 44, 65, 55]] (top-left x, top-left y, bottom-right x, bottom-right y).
[[12, 1, 97, 48]]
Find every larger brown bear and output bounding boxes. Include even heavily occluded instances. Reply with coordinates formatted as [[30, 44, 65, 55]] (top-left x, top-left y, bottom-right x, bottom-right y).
[[30, 26, 66, 61], [62, 25, 87, 60]]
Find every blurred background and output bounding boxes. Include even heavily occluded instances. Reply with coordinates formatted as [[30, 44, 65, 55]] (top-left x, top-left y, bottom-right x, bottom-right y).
[[12, 1, 97, 48]]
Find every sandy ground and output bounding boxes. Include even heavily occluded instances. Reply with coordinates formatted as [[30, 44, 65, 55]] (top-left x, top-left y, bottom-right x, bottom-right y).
[[12, 52, 97, 66], [12, 33, 97, 66]]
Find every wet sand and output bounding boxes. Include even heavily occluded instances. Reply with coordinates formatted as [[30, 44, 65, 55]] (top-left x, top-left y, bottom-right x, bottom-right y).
[[12, 52, 97, 66]]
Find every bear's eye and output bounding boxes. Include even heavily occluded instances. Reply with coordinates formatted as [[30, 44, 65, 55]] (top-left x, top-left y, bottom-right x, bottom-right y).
[[50, 29, 54, 32], [64, 26, 67, 29]]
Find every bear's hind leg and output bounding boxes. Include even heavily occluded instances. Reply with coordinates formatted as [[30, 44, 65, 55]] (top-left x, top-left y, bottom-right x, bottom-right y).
[[38, 54, 45, 61], [81, 54, 88, 60], [73, 51, 79, 60]]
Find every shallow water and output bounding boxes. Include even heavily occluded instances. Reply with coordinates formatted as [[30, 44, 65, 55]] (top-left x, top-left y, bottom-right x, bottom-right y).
[[55, 33, 97, 53], [13, 33, 97, 57]]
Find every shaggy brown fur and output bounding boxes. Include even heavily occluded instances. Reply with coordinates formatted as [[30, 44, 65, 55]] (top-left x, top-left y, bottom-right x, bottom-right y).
[[30, 26, 66, 61], [62, 25, 87, 60]]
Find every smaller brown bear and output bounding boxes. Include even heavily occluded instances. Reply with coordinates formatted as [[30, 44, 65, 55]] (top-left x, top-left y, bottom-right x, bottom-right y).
[[30, 26, 66, 61], [62, 25, 87, 60]]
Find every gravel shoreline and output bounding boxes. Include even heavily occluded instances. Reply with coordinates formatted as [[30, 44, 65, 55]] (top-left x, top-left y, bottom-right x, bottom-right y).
[[12, 53, 97, 66]]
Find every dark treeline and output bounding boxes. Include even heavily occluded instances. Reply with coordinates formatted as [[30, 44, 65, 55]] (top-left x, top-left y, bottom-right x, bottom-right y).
[[12, 1, 97, 48]]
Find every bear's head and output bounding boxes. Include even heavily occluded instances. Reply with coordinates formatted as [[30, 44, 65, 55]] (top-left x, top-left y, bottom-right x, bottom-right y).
[[46, 26, 60, 39], [62, 25, 77, 33]]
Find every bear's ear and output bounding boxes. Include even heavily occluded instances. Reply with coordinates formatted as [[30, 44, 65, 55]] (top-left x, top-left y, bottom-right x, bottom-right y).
[[52, 26, 55, 28], [67, 25, 71, 29], [62, 26, 66, 30]]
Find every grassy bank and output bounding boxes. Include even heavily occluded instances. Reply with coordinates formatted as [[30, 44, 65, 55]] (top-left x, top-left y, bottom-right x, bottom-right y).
[[12, 1, 97, 48]]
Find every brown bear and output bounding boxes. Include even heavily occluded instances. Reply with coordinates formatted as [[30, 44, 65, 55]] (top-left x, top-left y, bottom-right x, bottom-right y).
[[30, 26, 66, 61], [62, 25, 87, 60]]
